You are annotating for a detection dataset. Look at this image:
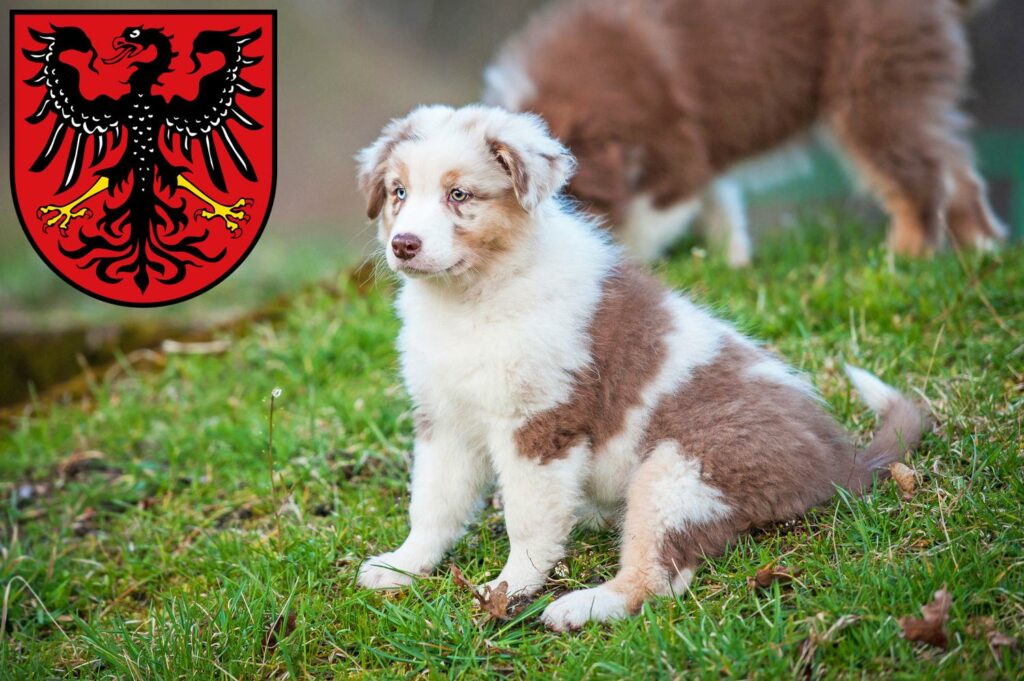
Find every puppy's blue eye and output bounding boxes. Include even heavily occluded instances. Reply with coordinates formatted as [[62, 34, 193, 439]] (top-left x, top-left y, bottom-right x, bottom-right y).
[[395, 187, 406, 200], [449, 188, 469, 203]]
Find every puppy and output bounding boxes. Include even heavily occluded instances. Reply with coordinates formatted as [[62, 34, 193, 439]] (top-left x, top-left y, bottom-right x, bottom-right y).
[[355, 105, 929, 630], [484, 0, 1006, 261]]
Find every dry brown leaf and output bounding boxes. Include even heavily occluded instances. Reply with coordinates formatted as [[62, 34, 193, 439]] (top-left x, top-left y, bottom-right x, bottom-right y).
[[899, 588, 952, 649], [748, 563, 800, 590], [987, 630, 1017, 651], [58, 450, 107, 480], [262, 610, 297, 656], [481, 581, 510, 621], [451, 564, 510, 621], [888, 462, 916, 500], [72, 507, 97, 536]]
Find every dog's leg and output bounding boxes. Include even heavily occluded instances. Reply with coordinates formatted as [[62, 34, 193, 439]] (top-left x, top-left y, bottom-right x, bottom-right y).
[[830, 105, 951, 257], [358, 431, 490, 589], [485, 441, 588, 597], [945, 161, 1007, 251], [542, 441, 732, 631], [701, 178, 752, 267], [619, 194, 702, 261]]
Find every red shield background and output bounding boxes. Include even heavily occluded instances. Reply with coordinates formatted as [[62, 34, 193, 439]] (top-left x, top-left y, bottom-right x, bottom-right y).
[[10, 11, 276, 306]]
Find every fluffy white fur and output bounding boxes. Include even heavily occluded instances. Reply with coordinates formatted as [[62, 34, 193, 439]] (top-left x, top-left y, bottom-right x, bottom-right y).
[[845, 364, 901, 413]]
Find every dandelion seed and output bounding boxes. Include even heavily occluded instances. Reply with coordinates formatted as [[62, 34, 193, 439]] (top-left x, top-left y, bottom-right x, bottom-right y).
[[272, 387, 282, 399]]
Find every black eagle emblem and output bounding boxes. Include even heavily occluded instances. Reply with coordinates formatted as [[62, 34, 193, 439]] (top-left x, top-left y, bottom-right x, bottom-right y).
[[24, 25, 264, 293]]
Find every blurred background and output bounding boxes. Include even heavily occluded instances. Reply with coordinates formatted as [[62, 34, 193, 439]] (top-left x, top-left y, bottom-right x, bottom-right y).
[[1, 0, 1021, 406]]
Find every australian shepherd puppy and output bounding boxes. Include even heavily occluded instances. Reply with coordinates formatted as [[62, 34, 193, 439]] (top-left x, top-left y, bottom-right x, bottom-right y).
[[484, 0, 1006, 262], [355, 105, 929, 630]]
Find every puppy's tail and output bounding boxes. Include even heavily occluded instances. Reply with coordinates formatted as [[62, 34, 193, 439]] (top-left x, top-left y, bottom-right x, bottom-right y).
[[843, 365, 931, 494]]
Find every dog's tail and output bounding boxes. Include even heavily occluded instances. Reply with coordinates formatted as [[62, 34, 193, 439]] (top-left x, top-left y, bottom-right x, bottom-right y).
[[954, 0, 998, 19], [843, 365, 931, 494]]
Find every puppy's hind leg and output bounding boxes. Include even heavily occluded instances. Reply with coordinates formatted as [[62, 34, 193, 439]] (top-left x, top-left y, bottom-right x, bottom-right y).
[[541, 441, 733, 631]]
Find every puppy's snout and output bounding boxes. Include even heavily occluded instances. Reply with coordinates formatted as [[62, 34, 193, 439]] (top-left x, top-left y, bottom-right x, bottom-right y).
[[391, 233, 422, 260]]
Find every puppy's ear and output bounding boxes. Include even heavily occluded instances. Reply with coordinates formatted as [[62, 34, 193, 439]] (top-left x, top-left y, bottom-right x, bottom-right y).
[[355, 118, 413, 220], [487, 112, 575, 212]]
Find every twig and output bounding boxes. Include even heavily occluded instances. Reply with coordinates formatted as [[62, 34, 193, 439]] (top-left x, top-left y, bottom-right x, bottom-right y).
[[268, 388, 283, 553], [160, 339, 232, 355]]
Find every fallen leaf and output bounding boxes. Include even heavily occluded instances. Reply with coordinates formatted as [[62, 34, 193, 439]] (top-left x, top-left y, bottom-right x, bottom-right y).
[[748, 563, 801, 589], [58, 450, 107, 480], [888, 462, 916, 500], [451, 564, 510, 621], [72, 507, 98, 536], [262, 610, 297, 656], [481, 581, 510, 621], [987, 630, 1017, 652], [899, 588, 952, 649]]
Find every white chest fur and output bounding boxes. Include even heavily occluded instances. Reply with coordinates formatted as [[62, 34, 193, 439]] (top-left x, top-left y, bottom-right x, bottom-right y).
[[396, 211, 616, 446]]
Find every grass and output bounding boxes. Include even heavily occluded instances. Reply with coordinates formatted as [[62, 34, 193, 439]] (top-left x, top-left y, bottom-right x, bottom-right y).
[[1, 212, 1021, 679]]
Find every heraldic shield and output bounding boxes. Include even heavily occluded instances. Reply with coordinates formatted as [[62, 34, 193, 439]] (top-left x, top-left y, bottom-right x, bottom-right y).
[[10, 10, 276, 306]]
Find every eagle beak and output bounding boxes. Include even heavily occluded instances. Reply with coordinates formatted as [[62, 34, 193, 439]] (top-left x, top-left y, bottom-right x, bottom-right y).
[[102, 37, 137, 65]]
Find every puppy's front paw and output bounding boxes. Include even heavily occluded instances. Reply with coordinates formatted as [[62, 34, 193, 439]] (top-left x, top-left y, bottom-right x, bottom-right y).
[[358, 553, 416, 590], [541, 586, 629, 631]]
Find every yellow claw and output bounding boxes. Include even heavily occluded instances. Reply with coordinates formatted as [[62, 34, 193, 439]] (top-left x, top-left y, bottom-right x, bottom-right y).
[[177, 175, 253, 238], [194, 197, 253, 237], [35, 178, 107, 234], [37, 204, 93, 234]]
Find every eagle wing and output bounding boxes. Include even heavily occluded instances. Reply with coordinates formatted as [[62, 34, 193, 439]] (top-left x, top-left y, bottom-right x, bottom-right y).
[[164, 28, 264, 193], [24, 26, 123, 192]]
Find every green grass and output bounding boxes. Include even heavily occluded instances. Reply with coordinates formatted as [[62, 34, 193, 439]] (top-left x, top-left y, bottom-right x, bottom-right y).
[[1, 214, 1021, 679]]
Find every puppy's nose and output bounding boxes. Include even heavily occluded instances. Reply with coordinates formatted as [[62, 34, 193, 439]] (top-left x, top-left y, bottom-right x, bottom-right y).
[[391, 233, 422, 260]]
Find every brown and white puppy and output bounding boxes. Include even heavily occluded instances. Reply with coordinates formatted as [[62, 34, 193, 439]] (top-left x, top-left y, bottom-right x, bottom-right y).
[[485, 0, 1006, 261], [355, 105, 930, 630]]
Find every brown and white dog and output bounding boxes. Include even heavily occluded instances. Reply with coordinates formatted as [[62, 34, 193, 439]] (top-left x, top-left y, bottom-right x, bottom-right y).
[[355, 105, 929, 630], [485, 0, 1006, 262]]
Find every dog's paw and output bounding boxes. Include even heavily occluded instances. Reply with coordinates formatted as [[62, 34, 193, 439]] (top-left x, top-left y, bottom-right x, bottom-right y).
[[357, 553, 416, 590], [540, 586, 629, 631]]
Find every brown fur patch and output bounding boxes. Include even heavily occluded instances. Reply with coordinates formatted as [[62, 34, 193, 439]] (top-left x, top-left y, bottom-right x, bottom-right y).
[[442, 170, 463, 190], [453, 190, 530, 265], [642, 341, 867, 575], [489, 140, 531, 207], [359, 127, 414, 220], [514, 263, 670, 462], [377, 161, 410, 244], [490, 0, 1002, 254]]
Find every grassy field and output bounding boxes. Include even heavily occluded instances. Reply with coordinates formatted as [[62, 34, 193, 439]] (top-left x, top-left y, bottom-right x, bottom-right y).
[[1, 215, 1021, 679]]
